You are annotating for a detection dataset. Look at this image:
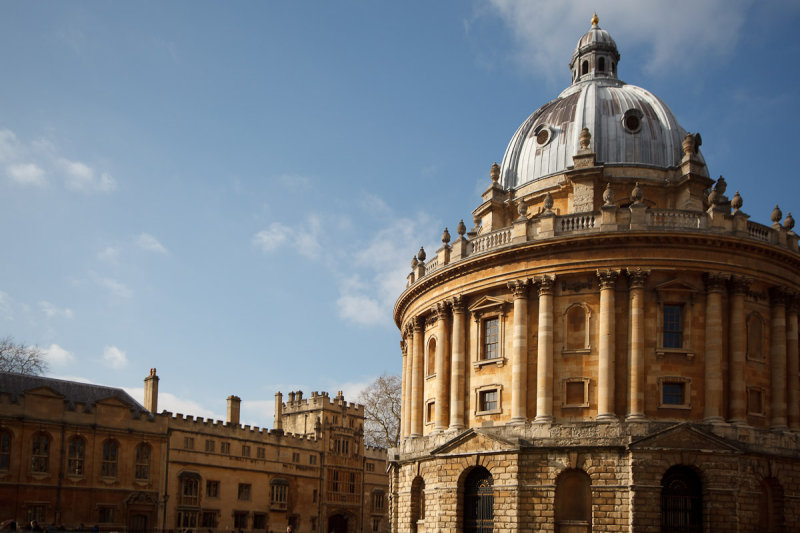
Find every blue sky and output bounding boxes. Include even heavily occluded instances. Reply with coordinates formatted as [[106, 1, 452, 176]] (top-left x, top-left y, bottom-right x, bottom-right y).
[[1, 1, 799, 428]]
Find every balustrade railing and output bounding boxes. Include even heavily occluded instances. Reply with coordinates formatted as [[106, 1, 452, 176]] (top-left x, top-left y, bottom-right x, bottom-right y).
[[557, 213, 596, 234], [648, 209, 706, 229], [747, 221, 771, 242], [471, 227, 512, 254]]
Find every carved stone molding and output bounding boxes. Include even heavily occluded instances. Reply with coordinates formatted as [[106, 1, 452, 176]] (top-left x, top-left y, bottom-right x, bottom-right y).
[[507, 279, 531, 299], [703, 272, 729, 293], [412, 315, 425, 332], [769, 287, 789, 306], [450, 294, 466, 314], [435, 301, 451, 320], [535, 274, 556, 296], [596, 269, 621, 290], [626, 267, 650, 289], [729, 276, 753, 295]]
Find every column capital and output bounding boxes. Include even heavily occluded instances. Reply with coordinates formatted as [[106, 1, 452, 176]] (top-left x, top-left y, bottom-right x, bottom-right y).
[[507, 279, 531, 299], [412, 315, 425, 332], [535, 274, 556, 296], [729, 275, 753, 295], [770, 286, 790, 306], [450, 294, 466, 313], [400, 339, 407, 355], [596, 269, 621, 290], [704, 272, 729, 293], [786, 292, 800, 314], [626, 267, 650, 289], [435, 301, 451, 320]]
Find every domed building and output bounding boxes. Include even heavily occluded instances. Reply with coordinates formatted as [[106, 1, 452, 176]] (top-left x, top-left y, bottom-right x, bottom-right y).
[[389, 15, 800, 533]]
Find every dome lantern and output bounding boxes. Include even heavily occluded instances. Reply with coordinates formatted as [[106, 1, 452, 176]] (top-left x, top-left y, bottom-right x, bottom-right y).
[[569, 13, 621, 84]]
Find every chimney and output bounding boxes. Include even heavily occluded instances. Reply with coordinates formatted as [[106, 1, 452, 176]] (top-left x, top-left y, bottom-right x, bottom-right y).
[[274, 392, 283, 431], [144, 368, 159, 413], [226, 395, 241, 426]]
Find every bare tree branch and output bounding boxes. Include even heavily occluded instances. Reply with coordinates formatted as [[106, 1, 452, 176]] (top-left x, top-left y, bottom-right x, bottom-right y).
[[357, 373, 401, 449], [0, 336, 48, 375]]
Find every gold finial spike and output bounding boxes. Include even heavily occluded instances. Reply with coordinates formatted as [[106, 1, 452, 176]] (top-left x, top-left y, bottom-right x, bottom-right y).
[[591, 12, 599, 26]]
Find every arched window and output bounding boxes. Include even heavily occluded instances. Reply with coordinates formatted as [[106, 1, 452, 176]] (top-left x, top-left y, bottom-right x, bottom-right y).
[[135, 443, 151, 480], [31, 432, 49, 473], [426, 338, 436, 376], [747, 313, 765, 360], [410, 476, 425, 533], [67, 436, 85, 476], [661, 466, 702, 533], [464, 467, 493, 533], [0, 429, 11, 471], [581, 60, 589, 75], [598, 57, 606, 72], [101, 439, 118, 478], [555, 469, 591, 532], [565, 304, 590, 352], [759, 477, 785, 533], [179, 472, 201, 506]]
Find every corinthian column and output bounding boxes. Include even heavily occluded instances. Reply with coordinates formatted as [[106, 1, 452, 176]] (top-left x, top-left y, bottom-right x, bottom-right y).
[[508, 279, 530, 424], [449, 295, 466, 430], [704, 273, 727, 423], [434, 302, 450, 433], [535, 275, 555, 423], [597, 269, 620, 422], [400, 337, 409, 438], [729, 277, 750, 425], [410, 316, 424, 437], [787, 296, 800, 431], [626, 268, 649, 421], [770, 288, 788, 430]]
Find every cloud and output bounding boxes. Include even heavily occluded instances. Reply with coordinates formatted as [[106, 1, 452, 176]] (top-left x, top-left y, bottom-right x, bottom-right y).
[[42, 343, 75, 366], [484, 0, 753, 82], [0, 130, 19, 162], [241, 399, 275, 430], [39, 301, 74, 319], [253, 222, 291, 253], [0, 291, 12, 321], [252, 216, 322, 259], [8, 163, 46, 187], [126, 386, 224, 419], [136, 233, 168, 254], [103, 345, 128, 369], [96, 276, 133, 298], [59, 158, 116, 192], [336, 278, 386, 326], [97, 246, 120, 264]]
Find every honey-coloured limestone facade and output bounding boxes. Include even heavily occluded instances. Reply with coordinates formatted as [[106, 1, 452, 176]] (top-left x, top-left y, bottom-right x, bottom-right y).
[[389, 15, 800, 533]]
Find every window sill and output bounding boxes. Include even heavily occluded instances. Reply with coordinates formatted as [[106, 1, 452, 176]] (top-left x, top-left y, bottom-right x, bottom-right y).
[[562, 403, 590, 409], [746, 356, 766, 364], [658, 404, 692, 410], [656, 348, 694, 359], [562, 348, 591, 355], [473, 357, 505, 369], [475, 408, 502, 416]]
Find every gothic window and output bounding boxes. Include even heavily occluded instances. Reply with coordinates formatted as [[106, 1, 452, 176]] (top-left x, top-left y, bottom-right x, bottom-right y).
[[426, 337, 436, 376], [759, 477, 785, 533], [0, 430, 10, 471], [179, 472, 200, 506], [661, 466, 702, 533], [135, 443, 150, 480], [564, 304, 591, 353], [67, 436, 85, 476], [101, 439, 118, 478], [271, 478, 288, 509], [747, 312, 765, 361], [555, 469, 591, 533], [463, 467, 493, 533], [410, 476, 425, 533], [30, 432, 49, 473]]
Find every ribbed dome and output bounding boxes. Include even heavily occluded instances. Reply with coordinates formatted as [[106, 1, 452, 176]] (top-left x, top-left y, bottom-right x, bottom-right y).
[[499, 16, 708, 191]]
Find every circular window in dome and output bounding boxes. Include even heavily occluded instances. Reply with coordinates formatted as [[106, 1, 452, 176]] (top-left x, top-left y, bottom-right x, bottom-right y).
[[622, 109, 643, 134], [533, 124, 552, 146]]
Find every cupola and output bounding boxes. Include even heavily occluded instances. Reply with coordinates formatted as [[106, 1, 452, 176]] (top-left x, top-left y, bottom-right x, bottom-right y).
[[569, 13, 620, 83]]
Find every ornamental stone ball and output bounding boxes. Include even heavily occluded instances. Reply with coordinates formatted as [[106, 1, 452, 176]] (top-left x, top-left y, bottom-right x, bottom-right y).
[[417, 246, 426, 262], [785, 213, 795, 231], [442, 227, 451, 244], [490, 162, 500, 182], [772, 205, 783, 224], [731, 190, 743, 211], [457, 219, 466, 236]]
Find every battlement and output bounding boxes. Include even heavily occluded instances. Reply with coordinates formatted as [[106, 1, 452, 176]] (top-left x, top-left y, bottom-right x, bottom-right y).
[[162, 411, 319, 445], [281, 390, 365, 417]]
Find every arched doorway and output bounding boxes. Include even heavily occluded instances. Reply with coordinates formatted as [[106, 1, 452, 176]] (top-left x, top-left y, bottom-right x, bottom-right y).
[[759, 477, 785, 532], [661, 466, 702, 533], [410, 476, 425, 533], [555, 469, 591, 533], [328, 513, 348, 533], [463, 467, 493, 533]]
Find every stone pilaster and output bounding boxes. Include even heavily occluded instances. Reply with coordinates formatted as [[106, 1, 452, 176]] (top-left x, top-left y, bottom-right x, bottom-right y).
[[729, 277, 751, 424], [704, 273, 727, 423], [535, 275, 555, 423], [508, 279, 530, 424], [400, 337, 408, 438], [597, 269, 620, 422], [787, 296, 800, 431], [769, 288, 788, 430], [449, 295, 466, 430], [410, 316, 425, 437], [626, 268, 649, 421], [434, 302, 450, 433]]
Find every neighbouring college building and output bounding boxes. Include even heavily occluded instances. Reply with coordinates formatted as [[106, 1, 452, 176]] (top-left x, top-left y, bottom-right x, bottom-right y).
[[0, 370, 388, 533], [389, 14, 800, 533]]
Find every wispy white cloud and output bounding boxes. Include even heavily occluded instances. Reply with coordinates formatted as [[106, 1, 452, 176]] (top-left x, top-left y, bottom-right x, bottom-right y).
[[8, 162, 46, 187], [97, 246, 121, 264], [39, 301, 74, 319], [96, 276, 133, 298], [59, 158, 116, 192], [252, 222, 292, 252], [103, 345, 128, 369], [252, 216, 322, 259], [136, 233, 168, 254], [0, 291, 13, 321], [43, 343, 76, 366], [126, 386, 224, 419]]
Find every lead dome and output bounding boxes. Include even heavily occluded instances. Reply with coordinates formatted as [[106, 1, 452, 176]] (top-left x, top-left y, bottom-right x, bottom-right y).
[[499, 15, 708, 190]]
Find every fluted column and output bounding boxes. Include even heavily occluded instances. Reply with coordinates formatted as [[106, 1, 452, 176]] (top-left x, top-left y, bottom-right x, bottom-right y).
[[508, 279, 530, 424], [535, 275, 555, 423], [434, 302, 450, 433], [787, 296, 800, 431], [704, 273, 727, 423], [729, 277, 750, 424], [626, 268, 649, 421], [449, 295, 466, 430], [597, 269, 620, 422], [769, 288, 788, 430], [410, 316, 424, 437], [400, 337, 409, 438]]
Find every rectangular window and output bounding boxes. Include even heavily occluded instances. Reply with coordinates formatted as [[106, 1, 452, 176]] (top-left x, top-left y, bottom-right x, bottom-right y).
[[311, 517, 317, 531], [233, 512, 248, 529], [253, 513, 267, 530], [662, 382, 685, 405], [220, 442, 230, 454], [242, 445, 251, 457], [373, 519, 381, 532], [101, 440, 118, 478], [31, 434, 49, 473], [483, 317, 499, 359], [331, 470, 340, 492], [479, 390, 498, 412], [68, 438, 85, 476], [310, 454, 317, 465], [205, 439, 215, 453], [373, 491, 385, 511], [663, 305, 683, 348], [313, 489, 318, 503], [183, 437, 194, 450], [27, 505, 45, 524], [292, 452, 300, 463], [98, 507, 115, 524], [177, 511, 198, 529], [257, 447, 265, 459], [563, 378, 590, 408], [206, 480, 220, 498], [135, 444, 150, 480], [0, 431, 10, 471], [201, 512, 218, 528], [271, 480, 288, 508], [748, 388, 765, 415], [426, 401, 435, 423], [180, 477, 199, 506], [348, 472, 357, 494], [366, 462, 375, 472], [238, 483, 251, 501]]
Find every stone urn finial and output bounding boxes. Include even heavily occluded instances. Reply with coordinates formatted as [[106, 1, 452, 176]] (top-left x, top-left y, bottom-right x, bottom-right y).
[[715, 176, 727, 196], [490, 162, 500, 182], [603, 182, 614, 206], [630, 182, 644, 205], [441, 227, 451, 245], [456, 219, 466, 236], [579, 127, 591, 150], [682, 132, 696, 157], [517, 198, 527, 218], [417, 246, 426, 262], [772, 205, 783, 224], [785, 213, 796, 232], [731, 190, 743, 212], [411, 255, 418, 269], [543, 192, 554, 212]]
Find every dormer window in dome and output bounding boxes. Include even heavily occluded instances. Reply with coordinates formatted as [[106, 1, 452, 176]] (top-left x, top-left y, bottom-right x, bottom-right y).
[[622, 109, 643, 134]]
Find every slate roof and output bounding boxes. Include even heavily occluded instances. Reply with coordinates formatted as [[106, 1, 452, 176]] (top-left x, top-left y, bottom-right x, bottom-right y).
[[0, 371, 148, 415]]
